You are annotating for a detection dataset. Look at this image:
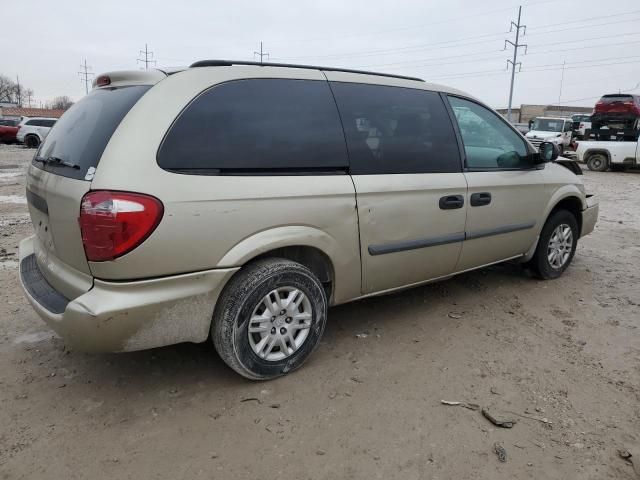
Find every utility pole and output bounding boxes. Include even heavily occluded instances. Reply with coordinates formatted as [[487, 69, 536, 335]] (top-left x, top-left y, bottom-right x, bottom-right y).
[[137, 43, 156, 70], [15, 75, 22, 107], [558, 60, 566, 114], [253, 42, 270, 64], [504, 5, 527, 123], [25, 90, 33, 108], [78, 59, 94, 95]]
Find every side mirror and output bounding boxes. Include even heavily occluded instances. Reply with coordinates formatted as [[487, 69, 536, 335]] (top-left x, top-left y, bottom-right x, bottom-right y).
[[538, 141, 558, 162]]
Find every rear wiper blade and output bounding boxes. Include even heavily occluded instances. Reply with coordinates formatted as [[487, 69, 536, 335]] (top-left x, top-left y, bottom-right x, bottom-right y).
[[34, 155, 80, 170]]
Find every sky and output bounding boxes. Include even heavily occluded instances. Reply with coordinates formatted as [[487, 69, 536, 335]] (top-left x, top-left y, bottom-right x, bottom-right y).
[[2, 0, 639, 109]]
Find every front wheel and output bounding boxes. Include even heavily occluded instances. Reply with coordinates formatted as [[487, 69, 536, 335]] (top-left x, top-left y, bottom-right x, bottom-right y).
[[212, 258, 328, 380], [528, 210, 579, 280]]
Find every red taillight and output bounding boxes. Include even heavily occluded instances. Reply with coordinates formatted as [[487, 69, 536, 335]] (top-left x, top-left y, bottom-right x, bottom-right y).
[[79, 191, 163, 262], [95, 75, 111, 87]]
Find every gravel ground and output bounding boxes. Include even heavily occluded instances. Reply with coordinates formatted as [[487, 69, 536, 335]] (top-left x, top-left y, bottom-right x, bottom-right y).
[[0, 143, 638, 479]]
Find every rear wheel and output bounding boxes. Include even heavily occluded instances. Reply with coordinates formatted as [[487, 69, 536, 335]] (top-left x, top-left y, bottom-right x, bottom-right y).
[[586, 153, 608, 172], [212, 258, 327, 380], [528, 210, 579, 280], [24, 135, 40, 148]]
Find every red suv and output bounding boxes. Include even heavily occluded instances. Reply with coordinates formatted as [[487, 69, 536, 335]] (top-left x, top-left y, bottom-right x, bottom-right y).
[[591, 94, 640, 131]]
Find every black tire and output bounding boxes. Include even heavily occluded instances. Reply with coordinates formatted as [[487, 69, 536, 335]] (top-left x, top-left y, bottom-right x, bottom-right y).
[[24, 135, 40, 148], [528, 210, 579, 280], [586, 153, 608, 172], [212, 258, 328, 380]]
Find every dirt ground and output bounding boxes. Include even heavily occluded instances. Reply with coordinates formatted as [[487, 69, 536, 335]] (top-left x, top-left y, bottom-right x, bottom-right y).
[[0, 143, 638, 480]]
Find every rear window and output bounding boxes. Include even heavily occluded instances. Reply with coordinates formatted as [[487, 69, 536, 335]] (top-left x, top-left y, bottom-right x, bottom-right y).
[[34, 85, 150, 180], [600, 95, 634, 103], [157, 79, 348, 174]]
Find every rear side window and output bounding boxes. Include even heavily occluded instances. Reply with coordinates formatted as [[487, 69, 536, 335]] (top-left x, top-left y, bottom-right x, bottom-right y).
[[42, 120, 56, 127], [25, 120, 38, 126], [35, 85, 150, 180], [158, 79, 348, 174], [329, 82, 461, 174]]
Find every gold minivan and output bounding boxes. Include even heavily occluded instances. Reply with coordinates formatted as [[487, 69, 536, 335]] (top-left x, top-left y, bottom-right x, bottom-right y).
[[19, 61, 598, 379]]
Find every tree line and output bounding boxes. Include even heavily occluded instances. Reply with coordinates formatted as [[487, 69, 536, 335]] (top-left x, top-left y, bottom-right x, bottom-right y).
[[0, 74, 73, 110]]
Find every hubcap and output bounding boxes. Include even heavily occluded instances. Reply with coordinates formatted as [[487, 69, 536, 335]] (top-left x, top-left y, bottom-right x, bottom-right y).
[[247, 287, 313, 361], [547, 224, 573, 270]]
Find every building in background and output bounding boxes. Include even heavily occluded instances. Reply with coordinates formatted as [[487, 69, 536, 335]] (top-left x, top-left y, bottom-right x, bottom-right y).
[[496, 104, 593, 123], [0, 107, 66, 121]]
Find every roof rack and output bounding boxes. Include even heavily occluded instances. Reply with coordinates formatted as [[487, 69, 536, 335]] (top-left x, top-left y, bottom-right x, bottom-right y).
[[189, 60, 424, 82]]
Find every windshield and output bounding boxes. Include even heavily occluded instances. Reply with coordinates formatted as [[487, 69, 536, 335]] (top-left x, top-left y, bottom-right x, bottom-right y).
[[531, 119, 564, 132], [34, 85, 150, 180]]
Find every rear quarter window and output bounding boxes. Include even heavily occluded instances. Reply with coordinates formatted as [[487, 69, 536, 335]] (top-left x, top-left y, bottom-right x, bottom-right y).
[[157, 78, 348, 174]]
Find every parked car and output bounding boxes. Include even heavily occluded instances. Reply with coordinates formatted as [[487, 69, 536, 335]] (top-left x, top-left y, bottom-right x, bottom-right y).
[[0, 118, 20, 144], [16, 117, 57, 148], [526, 117, 573, 154], [591, 94, 640, 131], [19, 61, 599, 380], [575, 137, 639, 171], [571, 114, 591, 139]]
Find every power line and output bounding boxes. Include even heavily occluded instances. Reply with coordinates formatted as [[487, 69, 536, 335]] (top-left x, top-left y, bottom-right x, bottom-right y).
[[77, 59, 94, 95], [358, 36, 640, 70], [525, 16, 640, 37], [268, 5, 518, 46], [526, 9, 640, 31], [428, 58, 640, 80], [271, 30, 510, 62], [505, 5, 527, 122], [253, 42, 270, 64], [137, 43, 156, 70]]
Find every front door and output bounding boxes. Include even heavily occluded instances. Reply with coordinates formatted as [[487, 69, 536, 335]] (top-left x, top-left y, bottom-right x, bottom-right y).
[[447, 96, 547, 271], [328, 78, 467, 293]]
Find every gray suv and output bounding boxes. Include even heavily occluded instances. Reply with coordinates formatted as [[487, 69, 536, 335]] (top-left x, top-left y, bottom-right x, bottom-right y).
[[19, 61, 598, 379]]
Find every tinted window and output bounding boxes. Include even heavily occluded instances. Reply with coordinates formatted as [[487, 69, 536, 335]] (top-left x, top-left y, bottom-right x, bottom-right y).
[[158, 79, 348, 173], [25, 120, 38, 126], [35, 85, 150, 180], [601, 95, 634, 103], [330, 83, 460, 174], [42, 120, 56, 128], [448, 96, 532, 170]]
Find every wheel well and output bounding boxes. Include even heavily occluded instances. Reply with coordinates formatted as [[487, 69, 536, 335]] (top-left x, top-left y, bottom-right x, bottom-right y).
[[550, 197, 582, 233], [253, 246, 334, 300]]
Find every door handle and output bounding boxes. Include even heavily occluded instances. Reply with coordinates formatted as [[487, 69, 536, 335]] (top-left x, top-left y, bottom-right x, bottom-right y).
[[439, 194, 465, 210], [470, 192, 492, 207]]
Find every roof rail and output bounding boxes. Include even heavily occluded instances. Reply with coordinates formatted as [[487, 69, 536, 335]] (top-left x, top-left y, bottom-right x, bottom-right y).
[[189, 60, 424, 82]]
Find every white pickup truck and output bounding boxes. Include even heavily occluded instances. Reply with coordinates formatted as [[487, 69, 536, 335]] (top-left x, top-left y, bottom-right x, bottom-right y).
[[576, 138, 639, 171], [525, 117, 573, 154]]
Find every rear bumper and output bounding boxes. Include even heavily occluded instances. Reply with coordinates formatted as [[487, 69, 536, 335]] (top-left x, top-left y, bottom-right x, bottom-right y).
[[581, 195, 599, 238], [19, 236, 238, 352]]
